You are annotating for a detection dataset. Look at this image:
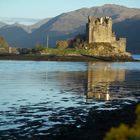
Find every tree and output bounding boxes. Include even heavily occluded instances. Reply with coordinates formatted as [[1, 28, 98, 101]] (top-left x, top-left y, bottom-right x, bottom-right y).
[[0, 36, 9, 48], [70, 34, 86, 49], [34, 44, 46, 53]]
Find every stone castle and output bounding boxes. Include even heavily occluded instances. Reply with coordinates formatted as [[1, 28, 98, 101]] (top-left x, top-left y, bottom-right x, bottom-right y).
[[87, 16, 126, 53]]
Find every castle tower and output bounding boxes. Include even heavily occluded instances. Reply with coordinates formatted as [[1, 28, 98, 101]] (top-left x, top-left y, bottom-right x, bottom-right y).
[[86, 16, 126, 53], [87, 16, 115, 43]]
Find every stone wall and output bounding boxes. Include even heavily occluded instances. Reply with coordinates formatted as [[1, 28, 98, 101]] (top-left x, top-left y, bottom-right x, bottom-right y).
[[111, 38, 126, 53]]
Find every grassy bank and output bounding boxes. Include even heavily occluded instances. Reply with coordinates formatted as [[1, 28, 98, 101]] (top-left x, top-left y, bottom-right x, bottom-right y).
[[41, 48, 87, 56]]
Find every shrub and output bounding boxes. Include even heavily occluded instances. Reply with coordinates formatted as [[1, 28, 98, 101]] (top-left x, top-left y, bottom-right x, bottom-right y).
[[104, 104, 140, 140], [35, 44, 46, 52]]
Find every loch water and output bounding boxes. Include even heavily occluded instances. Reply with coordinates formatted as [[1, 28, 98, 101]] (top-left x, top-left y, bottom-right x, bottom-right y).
[[133, 54, 140, 60], [0, 57, 140, 139]]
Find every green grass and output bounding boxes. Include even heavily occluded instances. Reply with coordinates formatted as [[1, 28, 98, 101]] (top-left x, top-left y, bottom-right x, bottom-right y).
[[41, 48, 88, 56]]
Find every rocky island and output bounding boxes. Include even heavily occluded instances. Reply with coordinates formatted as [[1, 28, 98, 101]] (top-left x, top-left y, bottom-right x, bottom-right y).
[[0, 16, 133, 61], [38, 16, 132, 61]]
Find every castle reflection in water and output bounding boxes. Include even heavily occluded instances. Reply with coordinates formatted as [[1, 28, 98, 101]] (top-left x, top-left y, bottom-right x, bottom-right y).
[[86, 62, 126, 101]]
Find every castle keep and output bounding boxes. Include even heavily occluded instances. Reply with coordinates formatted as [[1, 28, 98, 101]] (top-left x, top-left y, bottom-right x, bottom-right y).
[[87, 16, 126, 52]]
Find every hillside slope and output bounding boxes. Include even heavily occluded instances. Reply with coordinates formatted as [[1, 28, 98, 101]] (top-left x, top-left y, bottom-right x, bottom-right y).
[[0, 4, 140, 53]]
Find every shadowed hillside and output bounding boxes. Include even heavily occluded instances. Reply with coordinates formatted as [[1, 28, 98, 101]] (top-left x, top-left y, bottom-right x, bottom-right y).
[[113, 15, 140, 53], [0, 25, 30, 48]]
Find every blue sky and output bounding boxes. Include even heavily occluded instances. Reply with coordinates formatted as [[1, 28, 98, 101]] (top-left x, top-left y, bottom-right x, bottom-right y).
[[0, 0, 140, 19]]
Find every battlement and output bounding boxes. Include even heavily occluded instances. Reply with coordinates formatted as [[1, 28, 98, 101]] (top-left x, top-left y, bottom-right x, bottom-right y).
[[88, 16, 112, 26]]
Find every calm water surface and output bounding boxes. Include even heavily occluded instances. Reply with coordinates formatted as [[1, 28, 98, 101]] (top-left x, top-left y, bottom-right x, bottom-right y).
[[0, 60, 140, 139], [133, 54, 140, 60]]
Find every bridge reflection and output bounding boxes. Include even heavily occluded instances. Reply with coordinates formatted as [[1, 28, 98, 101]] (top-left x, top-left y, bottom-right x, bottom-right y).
[[86, 62, 126, 101]]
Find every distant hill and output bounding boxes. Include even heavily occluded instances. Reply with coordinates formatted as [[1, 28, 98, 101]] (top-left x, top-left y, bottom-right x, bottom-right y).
[[0, 21, 7, 28], [0, 17, 40, 25], [28, 18, 52, 32], [0, 4, 140, 53], [0, 17, 51, 32]]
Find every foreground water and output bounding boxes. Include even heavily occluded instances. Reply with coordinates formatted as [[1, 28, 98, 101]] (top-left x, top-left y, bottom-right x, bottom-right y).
[[0, 60, 140, 139]]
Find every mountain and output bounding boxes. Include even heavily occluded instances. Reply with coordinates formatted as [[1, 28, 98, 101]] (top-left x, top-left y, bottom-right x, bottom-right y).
[[0, 18, 52, 33], [0, 21, 7, 28], [28, 18, 52, 32], [0, 25, 30, 48], [0, 4, 140, 53], [0, 17, 41, 25]]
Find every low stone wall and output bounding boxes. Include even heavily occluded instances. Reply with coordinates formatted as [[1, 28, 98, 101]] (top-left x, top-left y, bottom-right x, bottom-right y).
[[111, 38, 126, 53]]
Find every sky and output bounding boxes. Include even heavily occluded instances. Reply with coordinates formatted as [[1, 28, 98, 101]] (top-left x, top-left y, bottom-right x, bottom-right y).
[[0, 0, 140, 19]]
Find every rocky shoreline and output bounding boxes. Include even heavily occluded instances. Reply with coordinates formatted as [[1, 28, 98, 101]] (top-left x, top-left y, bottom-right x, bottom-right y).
[[0, 54, 138, 62], [42, 102, 139, 140], [1, 102, 138, 140]]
